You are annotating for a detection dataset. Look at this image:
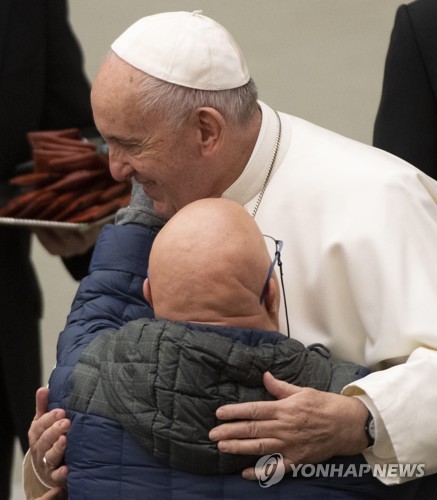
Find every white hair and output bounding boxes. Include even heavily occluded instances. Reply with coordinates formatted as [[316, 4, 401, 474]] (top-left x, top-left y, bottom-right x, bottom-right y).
[[135, 70, 259, 129]]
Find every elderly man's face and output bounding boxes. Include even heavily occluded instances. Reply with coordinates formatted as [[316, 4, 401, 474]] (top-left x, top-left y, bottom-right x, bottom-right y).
[[91, 57, 219, 218]]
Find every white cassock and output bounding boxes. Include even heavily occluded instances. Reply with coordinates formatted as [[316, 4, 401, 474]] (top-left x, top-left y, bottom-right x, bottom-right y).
[[223, 100, 437, 485]]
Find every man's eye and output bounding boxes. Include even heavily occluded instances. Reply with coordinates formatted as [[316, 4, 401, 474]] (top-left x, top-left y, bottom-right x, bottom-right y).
[[121, 143, 140, 153]]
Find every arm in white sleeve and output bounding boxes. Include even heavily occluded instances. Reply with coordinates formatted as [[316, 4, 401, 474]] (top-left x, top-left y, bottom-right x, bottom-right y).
[[339, 171, 437, 484], [343, 347, 437, 484]]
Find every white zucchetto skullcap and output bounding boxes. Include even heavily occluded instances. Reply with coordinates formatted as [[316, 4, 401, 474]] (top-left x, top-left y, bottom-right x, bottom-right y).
[[111, 10, 250, 91]]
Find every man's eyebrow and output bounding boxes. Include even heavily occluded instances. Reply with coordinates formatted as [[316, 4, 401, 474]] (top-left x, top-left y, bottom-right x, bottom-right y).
[[103, 132, 153, 149], [105, 135, 138, 145]]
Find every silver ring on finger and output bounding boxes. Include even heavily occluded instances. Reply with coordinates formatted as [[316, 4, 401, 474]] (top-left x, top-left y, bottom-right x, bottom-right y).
[[43, 455, 56, 469]]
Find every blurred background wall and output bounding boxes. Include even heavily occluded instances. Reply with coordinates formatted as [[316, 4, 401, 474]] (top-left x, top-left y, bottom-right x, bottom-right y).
[[14, 0, 406, 495]]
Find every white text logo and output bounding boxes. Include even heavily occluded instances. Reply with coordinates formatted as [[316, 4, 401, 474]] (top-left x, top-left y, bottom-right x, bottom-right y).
[[255, 453, 286, 488]]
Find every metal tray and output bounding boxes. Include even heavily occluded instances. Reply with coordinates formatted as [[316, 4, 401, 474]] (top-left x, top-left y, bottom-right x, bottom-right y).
[[0, 214, 115, 231]]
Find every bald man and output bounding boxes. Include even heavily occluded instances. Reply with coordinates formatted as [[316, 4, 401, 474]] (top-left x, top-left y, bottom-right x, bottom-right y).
[[26, 198, 401, 500], [144, 198, 280, 330]]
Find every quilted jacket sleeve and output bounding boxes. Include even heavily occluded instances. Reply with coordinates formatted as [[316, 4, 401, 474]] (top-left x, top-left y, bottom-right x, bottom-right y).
[[48, 223, 156, 410]]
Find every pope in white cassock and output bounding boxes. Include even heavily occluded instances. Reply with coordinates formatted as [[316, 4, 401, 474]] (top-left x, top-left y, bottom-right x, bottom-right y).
[[108, 11, 437, 485]]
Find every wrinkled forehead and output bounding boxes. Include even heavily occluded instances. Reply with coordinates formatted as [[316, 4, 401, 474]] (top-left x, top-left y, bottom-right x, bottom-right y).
[[92, 55, 142, 108], [91, 60, 145, 134]]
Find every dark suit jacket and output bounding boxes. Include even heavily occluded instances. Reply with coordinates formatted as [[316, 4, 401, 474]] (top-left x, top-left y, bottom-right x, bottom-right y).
[[373, 0, 437, 180], [0, 0, 94, 454], [375, 7, 437, 497]]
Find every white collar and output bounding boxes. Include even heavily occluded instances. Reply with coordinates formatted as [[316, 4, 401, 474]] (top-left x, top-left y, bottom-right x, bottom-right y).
[[222, 100, 288, 206]]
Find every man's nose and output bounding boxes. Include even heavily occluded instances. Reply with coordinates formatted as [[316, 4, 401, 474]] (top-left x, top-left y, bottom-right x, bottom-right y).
[[109, 151, 135, 182]]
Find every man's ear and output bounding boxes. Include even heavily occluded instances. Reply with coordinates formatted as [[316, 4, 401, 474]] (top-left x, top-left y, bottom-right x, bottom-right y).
[[143, 278, 153, 307], [195, 107, 226, 157], [264, 277, 280, 329]]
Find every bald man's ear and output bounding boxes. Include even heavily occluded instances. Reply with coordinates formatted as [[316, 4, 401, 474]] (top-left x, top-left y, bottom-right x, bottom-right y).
[[195, 107, 225, 157], [264, 277, 280, 329], [143, 278, 153, 308]]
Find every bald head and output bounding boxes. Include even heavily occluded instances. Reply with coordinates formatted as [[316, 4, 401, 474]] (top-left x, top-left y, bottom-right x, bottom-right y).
[[144, 199, 280, 331]]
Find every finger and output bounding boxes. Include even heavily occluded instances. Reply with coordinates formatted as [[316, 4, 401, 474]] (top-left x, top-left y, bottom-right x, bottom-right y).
[[241, 467, 257, 481], [263, 372, 302, 399], [35, 387, 49, 419], [47, 464, 69, 489], [215, 399, 280, 422], [242, 458, 294, 481], [40, 419, 70, 453], [210, 418, 279, 442], [29, 411, 67, 448], [217, 437, 284, 456], [37, 486, 66, 500], [29, 416, 70, 482], [44, 434, 68, 470], [32, 432, 69, 489]]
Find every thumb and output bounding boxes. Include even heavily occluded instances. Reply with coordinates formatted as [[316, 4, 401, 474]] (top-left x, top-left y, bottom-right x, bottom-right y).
[[263, 371, 302, 400], [35, 387, 49, 419]]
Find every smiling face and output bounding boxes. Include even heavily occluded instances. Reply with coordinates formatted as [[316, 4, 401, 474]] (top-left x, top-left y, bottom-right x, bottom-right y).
[[91, 55, 223, 218]]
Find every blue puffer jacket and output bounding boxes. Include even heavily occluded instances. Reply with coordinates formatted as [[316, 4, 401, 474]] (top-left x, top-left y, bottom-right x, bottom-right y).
[[48, 224, 422, 500]]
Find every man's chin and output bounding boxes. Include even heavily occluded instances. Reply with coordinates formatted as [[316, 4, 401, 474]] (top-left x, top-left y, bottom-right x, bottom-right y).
[[140, 184, 175, 219], [151, 199, 177, 219]]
